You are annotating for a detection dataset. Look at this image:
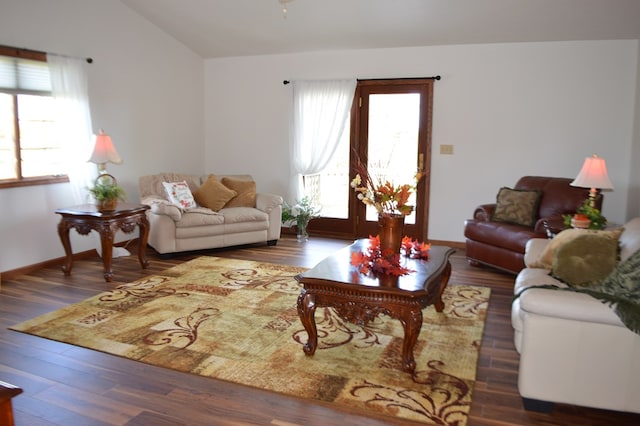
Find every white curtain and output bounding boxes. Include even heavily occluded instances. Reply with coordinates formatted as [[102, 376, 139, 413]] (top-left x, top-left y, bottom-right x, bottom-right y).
[[290, 79, 356, 201], [48, 54, 95, 204]]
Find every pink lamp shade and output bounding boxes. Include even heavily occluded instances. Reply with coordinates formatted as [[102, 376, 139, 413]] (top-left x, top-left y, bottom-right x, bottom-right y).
[[570, 154, 614, 191], [570, 154, 614, 207], [88, 129, 122, 173]]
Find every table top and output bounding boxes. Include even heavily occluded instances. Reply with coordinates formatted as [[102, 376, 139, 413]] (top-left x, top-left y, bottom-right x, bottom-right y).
[[298, 239, 455, 292], [55, 203, 149, 218]]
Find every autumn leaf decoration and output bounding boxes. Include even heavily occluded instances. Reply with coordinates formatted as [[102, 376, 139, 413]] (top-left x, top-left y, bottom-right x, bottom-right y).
[[351, 235, 431, 276]]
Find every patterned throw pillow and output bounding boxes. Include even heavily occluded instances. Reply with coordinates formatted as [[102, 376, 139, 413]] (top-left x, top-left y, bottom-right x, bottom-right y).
[[221, 177, 256, 208], [162, 181, 197, 209], [193, 175, 238, 211], [491, 187, 541, 227]]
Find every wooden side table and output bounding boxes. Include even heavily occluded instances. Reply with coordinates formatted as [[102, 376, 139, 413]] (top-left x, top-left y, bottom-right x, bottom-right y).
[[55, 203, 150, 282]]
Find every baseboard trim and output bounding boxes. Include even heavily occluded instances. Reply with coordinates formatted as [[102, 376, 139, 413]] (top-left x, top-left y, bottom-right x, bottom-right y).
[[1, 240, 136, 281]]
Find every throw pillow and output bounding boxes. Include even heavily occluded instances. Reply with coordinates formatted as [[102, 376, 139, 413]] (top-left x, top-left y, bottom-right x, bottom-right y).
[[162, 181, 197, 209], [551, 230, 621, 287], [491, 187, 541, 227], [193, 175, 238, 211], [538, 227, 624, 269], [221, 177, 256, 208]]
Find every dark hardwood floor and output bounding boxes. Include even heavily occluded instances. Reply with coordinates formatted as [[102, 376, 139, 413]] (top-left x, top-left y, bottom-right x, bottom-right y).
[[1, 236, 639, 425]]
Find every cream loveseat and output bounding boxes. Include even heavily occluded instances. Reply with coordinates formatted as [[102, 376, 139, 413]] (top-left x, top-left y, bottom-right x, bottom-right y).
[[139, 173, 283, 255], [512, 217, 640, 414]]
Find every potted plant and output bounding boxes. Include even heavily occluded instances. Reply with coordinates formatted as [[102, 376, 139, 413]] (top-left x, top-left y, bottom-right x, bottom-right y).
[[282, 196, 321, 242], [88, 174, 126, 211], [563, 198, 607, 230]]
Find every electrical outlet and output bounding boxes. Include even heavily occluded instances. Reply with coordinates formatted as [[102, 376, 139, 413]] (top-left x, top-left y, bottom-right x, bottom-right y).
[[440, 144, 454, 155]]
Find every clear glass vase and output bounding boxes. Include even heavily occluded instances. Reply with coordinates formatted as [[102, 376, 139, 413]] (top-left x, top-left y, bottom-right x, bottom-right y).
[[296, 222, 309, 242]]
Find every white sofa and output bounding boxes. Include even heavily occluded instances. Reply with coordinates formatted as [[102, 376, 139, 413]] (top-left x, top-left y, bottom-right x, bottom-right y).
[[512, 217, 640, 414], [139, 173, 283, 255]]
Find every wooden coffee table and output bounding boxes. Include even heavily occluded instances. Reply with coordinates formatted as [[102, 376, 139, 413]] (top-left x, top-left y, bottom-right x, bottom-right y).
[[296, 239, 454, 373]]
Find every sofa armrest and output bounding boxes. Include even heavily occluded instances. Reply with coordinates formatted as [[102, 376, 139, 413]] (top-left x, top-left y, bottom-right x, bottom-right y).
[[256, 193, 283, 213], [518, 288, 624, 327], [523, 238, 549, 268], [141, 196, 183, 221], [473, 203, 496, 221]]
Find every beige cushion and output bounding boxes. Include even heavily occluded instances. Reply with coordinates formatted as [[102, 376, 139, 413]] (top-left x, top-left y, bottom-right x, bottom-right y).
[[222, 177, 256, 208], [551, 230, 621, 287], [537, 227, 624, 270], [491, 187, 541, 227], [194, 175, 238, 211]]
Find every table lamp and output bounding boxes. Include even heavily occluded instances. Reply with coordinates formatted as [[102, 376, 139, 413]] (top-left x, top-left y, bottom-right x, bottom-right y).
[[88, 129, 122, 174], [570, 154, 614, 207]]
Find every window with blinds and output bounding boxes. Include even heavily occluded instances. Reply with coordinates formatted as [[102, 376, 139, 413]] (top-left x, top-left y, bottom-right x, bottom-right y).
[[0, 47, 66, 186]]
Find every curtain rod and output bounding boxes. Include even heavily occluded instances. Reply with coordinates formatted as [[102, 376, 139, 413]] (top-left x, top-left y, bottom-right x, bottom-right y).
[[283, 75, 441, 85], [0, 45, 93, 63]]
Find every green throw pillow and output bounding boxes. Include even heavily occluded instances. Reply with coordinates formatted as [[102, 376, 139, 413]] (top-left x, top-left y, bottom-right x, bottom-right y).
[[551, 231, 621, 287], [491, 187, 541, 227]]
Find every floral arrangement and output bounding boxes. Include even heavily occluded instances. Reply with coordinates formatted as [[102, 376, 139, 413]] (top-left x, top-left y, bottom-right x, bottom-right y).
[[562, 198, 607, 230], [350, 158, 423, 217], [350, 235, 431, 276], [281, 196, 321, 230]]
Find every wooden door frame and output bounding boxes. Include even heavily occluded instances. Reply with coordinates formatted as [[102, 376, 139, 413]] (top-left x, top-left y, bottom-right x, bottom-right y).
[[307, 78, 434, 241]]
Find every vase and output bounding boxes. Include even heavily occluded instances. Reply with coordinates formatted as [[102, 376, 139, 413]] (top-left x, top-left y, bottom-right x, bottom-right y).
[[378, 214, 404, 255], [296, 222, 309, 242]]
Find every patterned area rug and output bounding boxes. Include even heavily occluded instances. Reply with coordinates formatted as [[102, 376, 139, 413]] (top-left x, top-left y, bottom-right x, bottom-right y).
[[10, 257, 490, 425]]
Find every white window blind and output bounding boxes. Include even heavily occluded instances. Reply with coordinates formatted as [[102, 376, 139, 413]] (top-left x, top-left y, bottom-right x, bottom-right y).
[[0, 55, 51, 95]]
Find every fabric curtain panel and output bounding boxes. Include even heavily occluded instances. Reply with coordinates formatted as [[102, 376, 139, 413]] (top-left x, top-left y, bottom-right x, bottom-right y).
[[48, 54, 95, 203], [290, 79, 356, 201]]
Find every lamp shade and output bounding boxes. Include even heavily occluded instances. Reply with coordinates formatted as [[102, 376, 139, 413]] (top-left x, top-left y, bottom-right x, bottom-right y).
[[570, 154, 614, 190], [88, 129, 122, 167]]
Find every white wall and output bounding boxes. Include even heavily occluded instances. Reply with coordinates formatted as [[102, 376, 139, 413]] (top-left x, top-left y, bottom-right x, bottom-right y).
[[0, 0, 204, 272], [205, 40, 639, 242]]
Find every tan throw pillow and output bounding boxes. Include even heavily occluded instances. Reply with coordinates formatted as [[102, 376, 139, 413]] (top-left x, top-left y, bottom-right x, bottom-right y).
[[194, 175, 237, 211], [491, 187, 541, 227], [551, 229, 623, 287], [538, 227, 624, 269], [221, 177, 256, 208]]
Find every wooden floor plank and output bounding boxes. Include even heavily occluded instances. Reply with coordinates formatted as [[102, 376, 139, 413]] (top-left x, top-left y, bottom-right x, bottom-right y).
[[1, 236, 639, 425]]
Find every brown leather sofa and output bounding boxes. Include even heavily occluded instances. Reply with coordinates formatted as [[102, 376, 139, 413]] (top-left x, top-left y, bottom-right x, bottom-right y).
[[464, 176, 599, 274]]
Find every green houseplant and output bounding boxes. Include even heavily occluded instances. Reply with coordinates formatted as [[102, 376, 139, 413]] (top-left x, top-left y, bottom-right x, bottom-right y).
[[88, 174, 126, 211], [562, 198, 607, 230]]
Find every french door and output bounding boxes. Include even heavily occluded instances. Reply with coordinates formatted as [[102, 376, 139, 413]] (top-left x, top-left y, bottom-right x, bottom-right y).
[[309, 79, 434, 241]]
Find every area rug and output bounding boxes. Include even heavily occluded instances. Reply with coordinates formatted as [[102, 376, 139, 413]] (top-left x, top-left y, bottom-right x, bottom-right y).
[[10, 257, 490, 425]]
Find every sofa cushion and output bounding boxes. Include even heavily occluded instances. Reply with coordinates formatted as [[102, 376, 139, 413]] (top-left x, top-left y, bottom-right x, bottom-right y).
[[162, 181, 197, 209], [619, 217, 640, 262], [222, 177, 256, 208], [175, 208, 224, 227], [491, 187, 541, 227], [537, 227, 623, 270], [194, 175, 238, 211]]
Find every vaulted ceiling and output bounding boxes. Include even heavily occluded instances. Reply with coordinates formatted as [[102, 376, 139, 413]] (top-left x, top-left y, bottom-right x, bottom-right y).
[[121, 0, 640, 59]]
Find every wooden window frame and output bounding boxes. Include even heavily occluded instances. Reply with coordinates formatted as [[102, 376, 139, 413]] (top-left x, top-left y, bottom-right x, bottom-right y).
[[0, 45, 70, 189]]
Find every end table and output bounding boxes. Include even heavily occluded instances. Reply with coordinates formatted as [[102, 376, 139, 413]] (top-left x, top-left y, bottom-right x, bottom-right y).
[[55, 203, 150, 282]]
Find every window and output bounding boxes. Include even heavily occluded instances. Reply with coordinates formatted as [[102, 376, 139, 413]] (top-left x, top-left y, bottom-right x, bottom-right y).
[[0, 46, 68, 188]]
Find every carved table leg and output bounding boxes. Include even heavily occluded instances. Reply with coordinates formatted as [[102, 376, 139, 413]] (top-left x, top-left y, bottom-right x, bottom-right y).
[[400, 308, 423, 373], [296, 289, 318, 356], [137, 214, 150, 269], [99, 225, 115, 282], [434, 261, 452, 312], [57, 220, 73, 276]]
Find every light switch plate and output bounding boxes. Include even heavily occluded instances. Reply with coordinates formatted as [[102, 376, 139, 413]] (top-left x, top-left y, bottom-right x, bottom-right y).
[[440, 144, 454, 155]]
